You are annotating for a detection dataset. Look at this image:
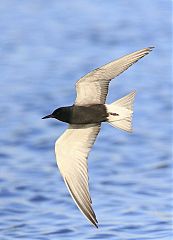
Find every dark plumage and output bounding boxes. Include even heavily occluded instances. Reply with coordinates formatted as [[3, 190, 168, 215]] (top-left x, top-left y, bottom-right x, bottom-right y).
[[42, 104, 108, 124]]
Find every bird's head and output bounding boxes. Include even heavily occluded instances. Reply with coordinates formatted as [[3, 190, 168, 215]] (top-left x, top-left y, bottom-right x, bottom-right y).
[[42, 108, 64, 121], [42, 107, 70, 123]]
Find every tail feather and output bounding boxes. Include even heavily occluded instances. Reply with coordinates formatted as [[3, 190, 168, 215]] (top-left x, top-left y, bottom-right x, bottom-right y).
[[106, 91, 136, 132]]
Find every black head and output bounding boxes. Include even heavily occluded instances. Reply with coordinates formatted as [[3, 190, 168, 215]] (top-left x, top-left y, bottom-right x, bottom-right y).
[[42, 107, 71, 123], [42, 108, 63, 120]]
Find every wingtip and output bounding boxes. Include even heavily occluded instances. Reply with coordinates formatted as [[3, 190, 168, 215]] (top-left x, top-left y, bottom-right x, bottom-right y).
[[88, 217, 98, 229], [95, 224, 99, 229], [147, 46, 155, 52], [64, 177, 99, 229], [93, 221, 99, 228], [141, 46, 154, 56], [89, 213, 98, 228]]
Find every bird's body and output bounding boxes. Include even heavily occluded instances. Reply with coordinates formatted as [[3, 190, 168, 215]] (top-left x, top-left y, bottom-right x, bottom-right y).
[[42, 47, 153, 228], [50, 104, 108, 124]]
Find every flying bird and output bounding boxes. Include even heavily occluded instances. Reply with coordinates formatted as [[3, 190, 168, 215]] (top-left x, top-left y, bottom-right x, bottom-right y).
[[42, 47, 153, 228]]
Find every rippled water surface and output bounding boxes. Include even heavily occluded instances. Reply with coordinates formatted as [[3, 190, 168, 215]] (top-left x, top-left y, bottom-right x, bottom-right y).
[[0, 1, 172, 239]]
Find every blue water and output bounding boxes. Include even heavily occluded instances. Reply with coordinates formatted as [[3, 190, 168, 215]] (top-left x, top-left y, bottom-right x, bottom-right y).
[[0, 0, 172, 239]]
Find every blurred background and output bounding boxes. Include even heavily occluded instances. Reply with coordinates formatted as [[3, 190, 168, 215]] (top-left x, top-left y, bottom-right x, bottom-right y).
[[0, 0, 172, 239]]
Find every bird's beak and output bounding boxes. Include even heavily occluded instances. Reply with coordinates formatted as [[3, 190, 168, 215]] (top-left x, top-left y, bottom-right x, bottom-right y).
[[42, 114, 53, 119]]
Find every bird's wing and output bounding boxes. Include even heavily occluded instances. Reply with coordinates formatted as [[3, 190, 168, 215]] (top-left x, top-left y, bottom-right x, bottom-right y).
[[75, 47, 153, 105], [55, 123, 101, 227]]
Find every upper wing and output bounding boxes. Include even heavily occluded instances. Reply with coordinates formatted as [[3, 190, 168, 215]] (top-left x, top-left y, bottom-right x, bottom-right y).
[[55, 123, 101, 227], [75, 47, 153, 105]]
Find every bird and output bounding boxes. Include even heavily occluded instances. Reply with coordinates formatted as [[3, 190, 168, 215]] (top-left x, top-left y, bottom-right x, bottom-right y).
[[42, 47, 153, 228]]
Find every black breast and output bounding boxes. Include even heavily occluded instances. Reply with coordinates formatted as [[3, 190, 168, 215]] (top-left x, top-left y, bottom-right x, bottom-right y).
[[69, 104, 108, 124]]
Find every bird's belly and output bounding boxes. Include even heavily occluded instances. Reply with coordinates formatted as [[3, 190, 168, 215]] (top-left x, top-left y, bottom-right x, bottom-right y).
[[70, 105, 108, 124]]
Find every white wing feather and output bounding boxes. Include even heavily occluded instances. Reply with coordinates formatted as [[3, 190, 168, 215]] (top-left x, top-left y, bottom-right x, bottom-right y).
[[75, 47, 153, 105], [55, 124, 100, 227]]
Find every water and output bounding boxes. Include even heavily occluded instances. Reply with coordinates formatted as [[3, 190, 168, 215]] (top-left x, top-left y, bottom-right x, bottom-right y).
[[0, 0, 172, 239]]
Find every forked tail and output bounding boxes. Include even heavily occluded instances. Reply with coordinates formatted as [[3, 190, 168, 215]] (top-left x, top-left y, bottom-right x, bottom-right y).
[[106, 91, 136, 132]]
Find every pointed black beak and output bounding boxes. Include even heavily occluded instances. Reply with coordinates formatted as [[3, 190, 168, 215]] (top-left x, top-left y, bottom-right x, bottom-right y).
[[42, 114, 53, 119]]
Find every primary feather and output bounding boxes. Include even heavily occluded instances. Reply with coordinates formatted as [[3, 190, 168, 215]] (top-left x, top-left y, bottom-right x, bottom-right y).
[[75, 47, 153, 105]]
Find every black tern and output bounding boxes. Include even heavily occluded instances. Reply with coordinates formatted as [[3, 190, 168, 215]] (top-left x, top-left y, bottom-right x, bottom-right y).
[[42, 47, 153, 228]]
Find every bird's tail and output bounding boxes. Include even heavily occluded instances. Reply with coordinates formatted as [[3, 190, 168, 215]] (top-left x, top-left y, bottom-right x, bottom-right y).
[[105, 91, 136, 132]]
